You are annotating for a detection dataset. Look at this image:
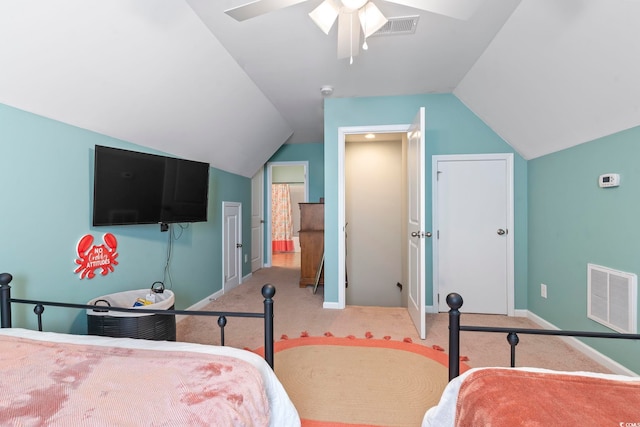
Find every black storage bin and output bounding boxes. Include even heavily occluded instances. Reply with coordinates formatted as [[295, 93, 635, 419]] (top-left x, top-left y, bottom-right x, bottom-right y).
[[87, 287, 176, 341]]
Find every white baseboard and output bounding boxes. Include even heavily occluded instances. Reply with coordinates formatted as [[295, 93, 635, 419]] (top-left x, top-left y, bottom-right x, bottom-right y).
[[514, 308, 528, 317], [176, 289, 222, 324], [426, 305, 437, 314], [176, 274, 255, 324], [323, 301, 344, 309], [525, 310, 638, 376]]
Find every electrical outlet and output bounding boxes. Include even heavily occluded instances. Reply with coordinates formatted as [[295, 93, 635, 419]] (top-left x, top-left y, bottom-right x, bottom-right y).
[[541, 283, 547, 299], [244, 254, 248, 263]]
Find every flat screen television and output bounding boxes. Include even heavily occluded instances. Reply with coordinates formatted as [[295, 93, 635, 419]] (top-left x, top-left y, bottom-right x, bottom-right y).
[[93, 145, 209, 226]]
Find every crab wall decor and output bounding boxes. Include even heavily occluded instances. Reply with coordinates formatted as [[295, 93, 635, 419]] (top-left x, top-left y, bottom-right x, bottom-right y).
[[74, 233, 119, 279]]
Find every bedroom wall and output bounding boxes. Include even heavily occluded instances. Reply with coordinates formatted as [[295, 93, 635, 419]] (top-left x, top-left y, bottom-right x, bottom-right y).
[[0, 103, 251, 334], [267, 143, 324, 203], [528, 126, 640, 373], [323, 94, 528, 308]]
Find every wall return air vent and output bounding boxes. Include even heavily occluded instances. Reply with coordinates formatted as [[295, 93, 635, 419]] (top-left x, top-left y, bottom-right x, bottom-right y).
[[587, 263, 637, 334]]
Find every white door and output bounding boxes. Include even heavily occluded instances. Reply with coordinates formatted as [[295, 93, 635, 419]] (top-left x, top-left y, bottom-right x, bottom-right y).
[[251, 167, 264, 272], [223, 202, 242, 292], [407, 108, 426, 339], [434, 155, 513, 314]]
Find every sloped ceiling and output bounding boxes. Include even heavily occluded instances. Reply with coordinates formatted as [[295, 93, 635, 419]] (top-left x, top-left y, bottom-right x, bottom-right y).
[[455, 0, 640, 159], [0, 0, 292, 177], [1, 0, 639, 177]]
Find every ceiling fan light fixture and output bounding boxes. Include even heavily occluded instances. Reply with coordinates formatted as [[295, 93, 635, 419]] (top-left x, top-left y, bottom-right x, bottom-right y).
[[340, 0, 368, 11], [358, 2, 388, 39], [309, 0, 340, 35]]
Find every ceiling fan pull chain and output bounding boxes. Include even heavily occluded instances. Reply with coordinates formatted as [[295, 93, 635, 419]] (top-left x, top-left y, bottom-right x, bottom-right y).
[[349, 14, 354, 64]]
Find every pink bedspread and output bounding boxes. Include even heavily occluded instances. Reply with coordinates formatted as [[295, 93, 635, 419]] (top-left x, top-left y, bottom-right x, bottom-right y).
[[0, 334, 270, 426]]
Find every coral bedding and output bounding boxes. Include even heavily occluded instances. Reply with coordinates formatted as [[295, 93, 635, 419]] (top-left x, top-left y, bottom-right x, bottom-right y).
[[0, 329, 300, 427], [423, 367, 640, 427]]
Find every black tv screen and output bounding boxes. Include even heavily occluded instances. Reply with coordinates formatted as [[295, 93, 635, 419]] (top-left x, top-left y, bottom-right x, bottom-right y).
[[93, 145, 209, 226]]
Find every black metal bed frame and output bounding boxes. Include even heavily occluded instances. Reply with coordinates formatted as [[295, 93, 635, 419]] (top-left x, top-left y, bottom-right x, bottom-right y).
[[0, 272, 275, 369], [446, 292, 640, 381]]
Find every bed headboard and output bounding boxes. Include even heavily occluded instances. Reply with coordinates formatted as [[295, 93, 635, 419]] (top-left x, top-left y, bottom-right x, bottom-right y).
[[0, 272, 276, 368], [446, 292, 640, 380]]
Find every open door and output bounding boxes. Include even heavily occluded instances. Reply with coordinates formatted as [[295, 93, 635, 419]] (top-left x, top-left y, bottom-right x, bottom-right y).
[[407, 107, 426, 339]]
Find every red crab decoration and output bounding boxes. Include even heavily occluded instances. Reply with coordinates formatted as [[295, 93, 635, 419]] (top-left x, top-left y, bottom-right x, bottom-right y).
[[74, 233, 119, 279]]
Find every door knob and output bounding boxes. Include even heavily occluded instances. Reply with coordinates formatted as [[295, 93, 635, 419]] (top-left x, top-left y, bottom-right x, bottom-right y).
[[497, 229, 506, 235], [236, 243, 243, 248], [411, 231, 432, 238]]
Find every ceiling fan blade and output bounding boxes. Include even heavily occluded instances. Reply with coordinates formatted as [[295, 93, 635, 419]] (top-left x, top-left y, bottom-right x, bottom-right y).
[[225, 0, 308, 21], [358, 2, 388, 39], [336, 10, 361, 60], [309, 0, 340, 35], [384, 0, 485, 20]]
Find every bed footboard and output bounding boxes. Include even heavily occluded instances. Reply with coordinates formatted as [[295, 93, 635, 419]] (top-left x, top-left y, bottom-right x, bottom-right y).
[[0, 272, 276, 368], [446, 292, 640, 381]]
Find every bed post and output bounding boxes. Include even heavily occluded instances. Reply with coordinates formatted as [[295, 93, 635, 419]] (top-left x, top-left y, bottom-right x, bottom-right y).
[[0, 272, 13, 328], [446, 292, 463, 381], [262, 284, 276, 369]]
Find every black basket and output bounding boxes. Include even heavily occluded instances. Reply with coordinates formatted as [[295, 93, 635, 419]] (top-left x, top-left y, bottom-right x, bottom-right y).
[[87, 284, 176, 341]]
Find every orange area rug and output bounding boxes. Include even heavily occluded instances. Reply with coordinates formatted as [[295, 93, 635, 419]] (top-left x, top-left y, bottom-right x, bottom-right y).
[[256, 334, 470, 427]]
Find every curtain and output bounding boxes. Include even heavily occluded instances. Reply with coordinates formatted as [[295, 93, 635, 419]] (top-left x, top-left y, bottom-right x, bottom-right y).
[[271, 184, 295, 252]]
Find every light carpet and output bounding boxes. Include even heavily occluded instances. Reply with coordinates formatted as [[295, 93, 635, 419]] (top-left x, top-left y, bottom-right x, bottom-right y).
[[256, 334, 470, 427]]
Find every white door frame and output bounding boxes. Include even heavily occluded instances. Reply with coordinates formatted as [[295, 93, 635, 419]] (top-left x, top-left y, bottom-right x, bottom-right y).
[[251, 166, 264, 272], [431, 153, 515, 316], [222, 201, 242, 292], [337, 124, 411, 309], [265, 161, 309, 267]]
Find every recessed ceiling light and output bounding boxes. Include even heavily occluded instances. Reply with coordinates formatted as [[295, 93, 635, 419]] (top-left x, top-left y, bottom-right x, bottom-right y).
[[365, 133, 376, 139]]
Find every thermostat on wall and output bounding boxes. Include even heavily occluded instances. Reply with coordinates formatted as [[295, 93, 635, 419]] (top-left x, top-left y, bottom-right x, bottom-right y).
[[599, 173, 620, 188]]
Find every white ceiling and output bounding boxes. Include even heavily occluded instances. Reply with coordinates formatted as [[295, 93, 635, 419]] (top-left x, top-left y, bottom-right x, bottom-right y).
[[1, 0, 639, 177]]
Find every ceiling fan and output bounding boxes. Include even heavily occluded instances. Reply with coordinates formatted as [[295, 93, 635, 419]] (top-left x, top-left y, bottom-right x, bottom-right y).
[[225, 0, 483, 62]]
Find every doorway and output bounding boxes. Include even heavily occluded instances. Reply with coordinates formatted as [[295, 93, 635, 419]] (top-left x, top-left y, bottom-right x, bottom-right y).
[[337, 124, 412, 310], [266, 162, 309, 267], [432, 154, 514, 315], [345, 133, 405, 307]]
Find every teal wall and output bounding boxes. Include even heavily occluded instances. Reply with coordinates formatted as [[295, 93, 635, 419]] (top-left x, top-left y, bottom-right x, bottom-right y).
[[528, 127, 640, 373], [324, 94, 528, 307], [0, 103, 251, 333], [267, 143, 325, 203]]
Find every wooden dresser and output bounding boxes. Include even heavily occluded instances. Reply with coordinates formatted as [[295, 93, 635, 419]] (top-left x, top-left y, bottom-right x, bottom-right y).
[[298, 203, 324, 288]]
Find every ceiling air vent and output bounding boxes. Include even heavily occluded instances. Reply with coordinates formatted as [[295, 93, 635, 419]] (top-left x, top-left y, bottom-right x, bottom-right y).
[[370, 15, 419, 37]]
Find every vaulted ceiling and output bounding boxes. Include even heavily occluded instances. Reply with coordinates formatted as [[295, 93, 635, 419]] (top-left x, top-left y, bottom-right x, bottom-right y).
[[1, 0, 638, 177]]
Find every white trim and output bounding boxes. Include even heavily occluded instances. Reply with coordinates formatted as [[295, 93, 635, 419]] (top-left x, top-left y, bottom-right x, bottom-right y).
[[338, 124, 411, 309], [265, 161, 309, 268], [323, 301, 343, 309], [514, 309, 528, 317], [176, 273, 253, 323], [431, 153, 515, 316], [525, 310, 638, 376], [175, 289, 223, 323]]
